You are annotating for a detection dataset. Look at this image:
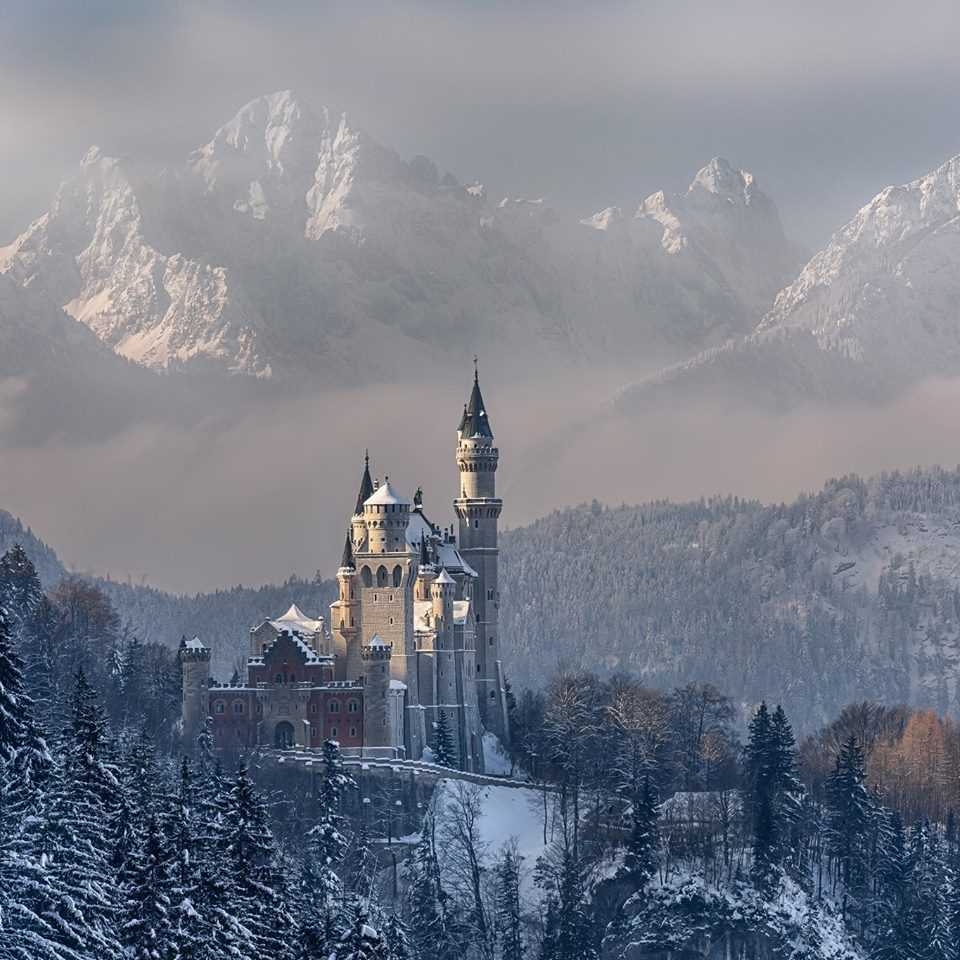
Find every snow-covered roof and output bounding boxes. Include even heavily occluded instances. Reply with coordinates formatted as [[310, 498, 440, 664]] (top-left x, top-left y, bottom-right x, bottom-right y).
[[368, 633, 391, 648], [406, 508, 434, 547], [262, 628, 324, 664], [437, 541, 478, 577], [364, 479, 409, 507], [436, 568, 455, 586], [266, 603, 324, 635], [184, 636, 207, 651], [453, 599, 470, 625], [389, 679, 407, 691]]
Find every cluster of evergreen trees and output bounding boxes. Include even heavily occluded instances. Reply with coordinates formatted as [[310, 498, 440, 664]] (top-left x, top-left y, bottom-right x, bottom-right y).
[[0, 544, 413, 960]]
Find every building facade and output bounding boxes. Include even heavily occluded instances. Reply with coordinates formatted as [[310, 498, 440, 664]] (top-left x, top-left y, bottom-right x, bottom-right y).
[[180, 369, 509, 771]]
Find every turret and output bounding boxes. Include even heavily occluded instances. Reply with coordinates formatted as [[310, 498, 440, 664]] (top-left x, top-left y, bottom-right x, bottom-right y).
[[331, 531, 361, 680], [179, 635, 211, 747], [361, 635, 393, 748], [454, 363, 508, 742], [363, 477, 411, 553], [431, 567, 456, 650]]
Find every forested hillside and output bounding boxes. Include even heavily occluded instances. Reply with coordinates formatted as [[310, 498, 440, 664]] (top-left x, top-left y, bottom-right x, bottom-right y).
[[501, 467, 960, 730], [9, 465, 960, 724]]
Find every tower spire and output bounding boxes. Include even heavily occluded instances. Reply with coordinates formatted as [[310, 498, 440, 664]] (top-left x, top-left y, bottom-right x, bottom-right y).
[[458, 363, 493, 438], [354, 452, 375, 514], [340, 531, 355, 570]]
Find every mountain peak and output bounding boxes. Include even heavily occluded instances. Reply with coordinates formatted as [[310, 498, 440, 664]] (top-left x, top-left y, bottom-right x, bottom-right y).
[[687, 157, 758, 205]]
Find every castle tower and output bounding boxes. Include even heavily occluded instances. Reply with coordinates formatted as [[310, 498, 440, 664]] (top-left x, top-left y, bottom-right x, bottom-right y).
[[355, 476, 424, 758], [330, 532, 361, 681], [454, 365, 509, 743], [361, 635, 393, 748], [179, 636, 211, 747]]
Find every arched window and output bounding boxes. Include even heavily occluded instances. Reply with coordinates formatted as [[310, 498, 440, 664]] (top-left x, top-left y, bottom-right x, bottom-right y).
[[349, 726, 358, 738], [360, 565, 373, 587], [330, 727, 338, 739], [275, 673, 283, 685], [377, 565, 389, 587], [348, 700, 360, 714], [489, 690, 496, 699], [392, 565, 403, 587], [233, 701, 245, 715], [329, 701, 341, 714], [214, 700, 226, 714]]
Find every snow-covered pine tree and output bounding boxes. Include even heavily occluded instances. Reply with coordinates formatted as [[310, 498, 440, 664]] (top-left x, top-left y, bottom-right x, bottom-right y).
[[0, 544, 44, 639], [619, 774, 659, 892], [381, 912, 413, 960], [432, 711, 455, 768], [122, 812, 177, 960], [825, 734, 877, 917], [336, 902, 386, 960], [221, 763, 295, 960], [494, 843, 523, 960], [8, 668, 123, 959]]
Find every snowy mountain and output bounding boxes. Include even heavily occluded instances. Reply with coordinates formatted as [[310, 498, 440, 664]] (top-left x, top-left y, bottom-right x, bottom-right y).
[[0, 91, 799, 382], [619, 153, 960, 411]]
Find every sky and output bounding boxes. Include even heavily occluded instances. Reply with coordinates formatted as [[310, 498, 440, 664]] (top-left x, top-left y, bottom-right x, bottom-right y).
[[3, 0, 960, 248]]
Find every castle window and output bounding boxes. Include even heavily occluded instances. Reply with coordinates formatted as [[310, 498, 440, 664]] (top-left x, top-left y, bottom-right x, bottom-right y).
[[349, 726, 358, 738], [377, 565, 389, 587], [488, 589, 495, 601], [310, 703, 318, 714], [348, 700, 360, 714], [476, 664, 480, 673], [392, 565, 402, 587], [289, 674, 296, 684], [329, 701, 341, 714], [233, 701, 245, 715], [489, 691, 496, 699], [489, 637, 494, 646], [361, 566, 373, 587], [214, 701, 226, 714], [256, 702, 263, 714], [275, 673, 283, 685], [330, 727, 338, 738]]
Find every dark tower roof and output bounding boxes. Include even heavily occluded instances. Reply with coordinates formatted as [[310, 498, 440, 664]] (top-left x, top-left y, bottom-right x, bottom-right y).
[[354, 450, 374, 515], [419, 535, 431, 568], [340, 531, 355, 570], [458, 361, 493, 438]]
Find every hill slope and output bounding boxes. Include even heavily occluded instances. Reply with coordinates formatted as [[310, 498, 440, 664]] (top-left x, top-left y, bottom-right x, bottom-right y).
[[501, 467, 960, 729]]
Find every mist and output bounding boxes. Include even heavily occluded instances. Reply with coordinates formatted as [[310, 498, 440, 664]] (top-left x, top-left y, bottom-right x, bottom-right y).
[[2, 371, 959, 595]]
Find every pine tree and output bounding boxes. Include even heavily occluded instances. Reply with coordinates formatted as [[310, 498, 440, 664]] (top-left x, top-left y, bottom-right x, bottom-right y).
[[432, 711, 455, 768], [0, 543, 44, 639], [620, 774, 659, 892], [123, 812, 176, 960], [404, 820, 457, 960], [9, 669, 123, 959], [382, 912, 414, 960], [494, 844, 524, 960], [336, 902, 386, 960], [825, 734, 876, 916]]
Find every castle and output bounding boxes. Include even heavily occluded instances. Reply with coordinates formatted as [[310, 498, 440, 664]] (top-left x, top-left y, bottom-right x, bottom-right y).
[[180, 368, 509, 771]]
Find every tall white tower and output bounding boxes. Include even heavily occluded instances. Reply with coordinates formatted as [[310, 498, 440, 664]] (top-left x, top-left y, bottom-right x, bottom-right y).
[[454, 364, 509, 742]]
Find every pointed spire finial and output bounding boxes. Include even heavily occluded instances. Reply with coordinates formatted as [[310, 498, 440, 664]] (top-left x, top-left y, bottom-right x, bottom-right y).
[[474, 355, 479, 382], [365, 448, 369, 467]]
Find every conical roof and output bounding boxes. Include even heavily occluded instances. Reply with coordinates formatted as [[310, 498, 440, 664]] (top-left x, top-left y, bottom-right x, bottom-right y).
[[340, 532, 355, 570], [458, 364, 493, 438], [354, 451, 374, 515]]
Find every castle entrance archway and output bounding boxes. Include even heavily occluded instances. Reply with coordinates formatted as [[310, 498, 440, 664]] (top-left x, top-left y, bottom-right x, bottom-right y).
[[274, 722, 295, 749]]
